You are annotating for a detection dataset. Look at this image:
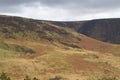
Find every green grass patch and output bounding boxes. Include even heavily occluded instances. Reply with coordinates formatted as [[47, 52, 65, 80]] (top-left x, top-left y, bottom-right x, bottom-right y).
[[0, 42, 35, 54]]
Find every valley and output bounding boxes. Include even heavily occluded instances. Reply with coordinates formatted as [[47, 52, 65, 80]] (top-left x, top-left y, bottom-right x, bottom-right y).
[[0, 15, 119, 80]]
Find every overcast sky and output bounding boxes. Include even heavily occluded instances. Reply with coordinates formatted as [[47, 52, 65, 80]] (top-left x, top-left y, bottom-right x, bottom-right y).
[[0, 0, 120, 21]]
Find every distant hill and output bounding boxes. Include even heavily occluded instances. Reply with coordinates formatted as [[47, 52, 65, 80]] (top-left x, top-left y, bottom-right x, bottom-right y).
[[1, 15, 120, 44], [50, 19, 120, 44], [49, 21, 86, 31], [78, 19, 120, 44]]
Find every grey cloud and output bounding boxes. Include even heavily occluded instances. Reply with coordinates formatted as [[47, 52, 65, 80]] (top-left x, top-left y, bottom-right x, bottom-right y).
[[0, 0, 120, 20], [0, 0, 34, 6], [0, 0, 120, 8], [34, 0, 120, 9]]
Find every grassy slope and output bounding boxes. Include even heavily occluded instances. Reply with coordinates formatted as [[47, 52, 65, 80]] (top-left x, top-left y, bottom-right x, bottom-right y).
[[0, 38, 119, 80], [0, 15, 119, 80]]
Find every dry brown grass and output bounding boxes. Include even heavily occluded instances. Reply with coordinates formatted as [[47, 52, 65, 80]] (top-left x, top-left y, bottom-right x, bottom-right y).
[[0, 36, 119, 80]]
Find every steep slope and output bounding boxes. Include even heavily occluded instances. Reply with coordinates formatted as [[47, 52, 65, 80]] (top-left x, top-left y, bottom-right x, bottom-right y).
[[0, 15, 79, 41], [50, 18, 120, 44], [78, 19, 120, 44]]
